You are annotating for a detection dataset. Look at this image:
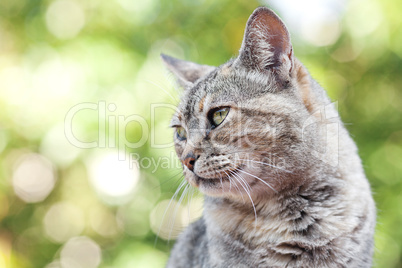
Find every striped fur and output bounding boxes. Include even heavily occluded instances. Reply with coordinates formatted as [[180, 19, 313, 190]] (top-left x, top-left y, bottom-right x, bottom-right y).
[[164, 7, 375, 268]]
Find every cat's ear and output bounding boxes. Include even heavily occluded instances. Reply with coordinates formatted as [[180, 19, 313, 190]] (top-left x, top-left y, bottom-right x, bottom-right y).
[[161, 54, 216, 88], [237, 7, 293, 78]]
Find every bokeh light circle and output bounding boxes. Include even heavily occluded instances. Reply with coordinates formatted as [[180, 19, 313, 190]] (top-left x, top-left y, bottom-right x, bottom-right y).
[[60, 236, 101, 268], [12, 153, 56, 203]]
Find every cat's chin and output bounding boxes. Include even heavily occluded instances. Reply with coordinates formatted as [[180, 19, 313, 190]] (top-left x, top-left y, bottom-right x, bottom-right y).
[[191, 175, 231, 196], [192, 175, 252, 198]]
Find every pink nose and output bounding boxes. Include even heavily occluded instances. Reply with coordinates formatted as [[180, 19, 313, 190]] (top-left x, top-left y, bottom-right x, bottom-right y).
[[182, 156, 196, 171]]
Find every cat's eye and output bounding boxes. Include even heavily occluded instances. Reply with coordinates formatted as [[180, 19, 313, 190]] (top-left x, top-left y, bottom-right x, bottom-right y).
[[210, 107, 230, 127], [176, 126, 187, 141]]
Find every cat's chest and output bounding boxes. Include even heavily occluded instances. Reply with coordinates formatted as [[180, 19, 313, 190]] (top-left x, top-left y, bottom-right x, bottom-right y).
[[206, 227, 296, 268], [205, 198, 294, 243], [203, 200, 318, 267], [205, 205, 296, 253]]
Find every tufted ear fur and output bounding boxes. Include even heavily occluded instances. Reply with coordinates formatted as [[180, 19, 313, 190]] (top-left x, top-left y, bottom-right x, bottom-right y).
[[161, 54, 216, 88], [237, 7, 294, 81]]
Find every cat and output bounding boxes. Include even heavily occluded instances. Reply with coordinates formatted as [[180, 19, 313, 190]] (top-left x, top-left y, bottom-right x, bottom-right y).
[[162, 7, 376, 268]]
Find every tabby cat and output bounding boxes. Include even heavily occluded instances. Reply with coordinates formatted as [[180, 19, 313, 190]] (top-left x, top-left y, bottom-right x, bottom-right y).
[[162, 7, 376, 268]]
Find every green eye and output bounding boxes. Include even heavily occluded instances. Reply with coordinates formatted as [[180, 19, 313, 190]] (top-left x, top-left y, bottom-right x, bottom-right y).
[[176, 126, 187, 140], [211, 107, 230, 127]]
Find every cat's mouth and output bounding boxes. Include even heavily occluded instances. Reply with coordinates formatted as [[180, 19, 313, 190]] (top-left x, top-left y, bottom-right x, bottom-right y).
[[194, 166, 242, 187]]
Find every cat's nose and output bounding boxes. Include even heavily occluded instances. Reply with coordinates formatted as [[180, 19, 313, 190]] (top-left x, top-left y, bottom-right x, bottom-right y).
[[182, 153, 197, 172]]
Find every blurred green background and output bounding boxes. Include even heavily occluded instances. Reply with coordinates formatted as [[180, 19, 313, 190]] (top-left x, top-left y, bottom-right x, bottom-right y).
[[0, 0, 401, 267]]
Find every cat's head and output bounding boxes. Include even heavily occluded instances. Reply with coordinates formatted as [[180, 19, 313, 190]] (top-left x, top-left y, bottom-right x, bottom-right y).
[[162, 7, 324, 200]]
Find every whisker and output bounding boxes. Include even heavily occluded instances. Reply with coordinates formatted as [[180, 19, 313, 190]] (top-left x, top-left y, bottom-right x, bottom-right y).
[[156, 170, 184, 190], [235, 158, 292, 174], [231, 175, 246, 203], [219, 173, 224, 191], [187, 186, 195, 224], [166, 181, 187, 241], [224, 170, 243, 202], [184, 186, 195, 242], [230, 171, 258, 226], [236, 168, 278, 193], [223, 170, 233, 192], [155, 179, 187, 247], [168, 183, 190, 240], [232, 171, 252, 197], [231, 174, 245, 201]]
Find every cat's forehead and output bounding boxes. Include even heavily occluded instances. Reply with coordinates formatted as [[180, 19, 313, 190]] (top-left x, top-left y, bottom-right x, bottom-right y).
[[176, 68, 230, 123], [174, 82, 213, 126]]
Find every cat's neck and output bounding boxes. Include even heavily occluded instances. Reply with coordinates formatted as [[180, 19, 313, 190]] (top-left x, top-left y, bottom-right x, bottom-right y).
[[202, 174, 349, 248]]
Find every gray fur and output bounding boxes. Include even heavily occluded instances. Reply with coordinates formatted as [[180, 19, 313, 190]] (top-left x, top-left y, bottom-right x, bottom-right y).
[[163, 7, 375, 268]]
